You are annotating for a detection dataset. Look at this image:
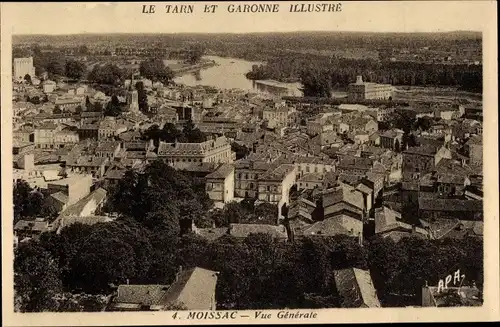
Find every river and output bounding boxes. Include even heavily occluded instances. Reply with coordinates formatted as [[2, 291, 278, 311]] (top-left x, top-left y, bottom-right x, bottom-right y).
[[173, 55, 302, 96]]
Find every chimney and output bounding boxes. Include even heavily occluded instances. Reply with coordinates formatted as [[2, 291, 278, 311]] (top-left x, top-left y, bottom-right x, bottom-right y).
[[356, 76, 363, 84]]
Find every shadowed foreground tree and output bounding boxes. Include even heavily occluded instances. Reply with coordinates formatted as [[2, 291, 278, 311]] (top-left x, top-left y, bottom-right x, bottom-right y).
[[139, 58, 174, 83], [14, 242, 62, 312], [65, 60, 86, 80], [13, 180, 57, 224], [300, 68, 332, 98]]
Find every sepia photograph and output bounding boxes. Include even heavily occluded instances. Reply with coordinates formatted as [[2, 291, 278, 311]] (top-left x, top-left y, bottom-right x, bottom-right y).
[[1, 1, 498, 325]]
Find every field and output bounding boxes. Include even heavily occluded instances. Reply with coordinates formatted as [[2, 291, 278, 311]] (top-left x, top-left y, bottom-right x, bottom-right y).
[[393, 86, 482, 105]]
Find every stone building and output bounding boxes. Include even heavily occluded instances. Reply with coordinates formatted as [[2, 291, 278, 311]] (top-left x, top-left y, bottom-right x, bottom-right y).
[[347, 76, 394, 101], [205, 163, 235, 208], [13, 57, 36, 81], [158, 136, 235, 169]]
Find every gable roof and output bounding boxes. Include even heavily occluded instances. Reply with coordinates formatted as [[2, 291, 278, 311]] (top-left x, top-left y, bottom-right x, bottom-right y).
[[418, 198, 482, 213], [161, 267, 218, 310], [115, 284, 169, 307], [112, 267, 218, 311], [302, 215, 362, 237], [205, 163, 234, 180], [334, 268, 381, 308], [323, 183, 364, 211], [14, 219, 49, 233]]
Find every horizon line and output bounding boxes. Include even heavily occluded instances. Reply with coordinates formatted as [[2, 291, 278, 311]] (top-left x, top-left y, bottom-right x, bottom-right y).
[[13, 30, 483, 37]]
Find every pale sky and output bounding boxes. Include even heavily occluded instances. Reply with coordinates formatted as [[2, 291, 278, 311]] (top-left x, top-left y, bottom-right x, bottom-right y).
[[1, 1, 495, 35]]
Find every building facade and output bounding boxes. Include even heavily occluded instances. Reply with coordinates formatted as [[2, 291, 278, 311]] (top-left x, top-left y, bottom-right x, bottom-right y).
[[14, 57, 36, 81], [158, 136, 235, 169], [347, 76, 394, 101]]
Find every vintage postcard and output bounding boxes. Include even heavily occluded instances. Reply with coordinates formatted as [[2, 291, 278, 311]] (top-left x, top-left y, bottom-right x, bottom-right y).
[[1, 1, 498, 325]]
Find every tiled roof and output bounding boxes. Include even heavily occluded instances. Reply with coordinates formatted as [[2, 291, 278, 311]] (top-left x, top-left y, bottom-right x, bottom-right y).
[[298, 173, 324, 183], [380, 129, 404, 139], [114, 285, 170, 307], [96, 141, 120, 152], [50, 191, 69, 204], [260, 164, 295, 181], [302, 215, 362, 237], [404, 144, 439, 156], [229, 223, 288, 240], [333, 268, 381, 308], [161, 267, 218, 310], [338, 156, 373, 171], [418, 198, 482, 212], [14, 219, 49, 232], [205, 163, 234, 179], [195, 228, 228, 241], [158, 137, 230, 156], [375, 207, 409, 234], [57, 215, 112, 233], [58, 188, 107, 218], [323, 183, 364, 211]]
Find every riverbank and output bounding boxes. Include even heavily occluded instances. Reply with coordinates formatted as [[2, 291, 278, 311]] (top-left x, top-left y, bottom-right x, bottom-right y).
[[170, 60, 219, 76]]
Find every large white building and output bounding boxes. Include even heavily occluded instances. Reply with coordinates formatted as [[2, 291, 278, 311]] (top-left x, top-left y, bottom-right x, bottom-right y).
[[14, 57, 36, 81], [348, 76, 394, 101]]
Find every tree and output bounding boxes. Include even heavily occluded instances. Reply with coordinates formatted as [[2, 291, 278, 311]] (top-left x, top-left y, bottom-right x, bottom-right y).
[[14, 242, 62, 312], [104, 95, 122, 117], [415, 116, 433, 131], [135, 81, 149, 112], [93, 102, 103, 112], [139, 58, 174, 83], [85, 96, 92, 111], [300, 68, 332, 98], [231, 142, 251, 160], [394, 139, 401, 153], [46, 59, 65, 77], [24, 74, 32, 84], [13, 180, 56, 223], [186, 44, 205, 65], [105, 161, 213, 230], [88, 63, 124, 86], [29, 96, 41, 105], [182, 119, 206, 143], [65, 60, 86, 80], [53, 105, 62, 114], [77, 45, 89, 55]]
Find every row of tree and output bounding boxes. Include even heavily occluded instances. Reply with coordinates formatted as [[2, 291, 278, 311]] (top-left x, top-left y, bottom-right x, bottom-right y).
[[208, 199, 278, 227], [15, 221, 483, 311], [142, 121, 207, 145], [13, 180, 57, 224], [14, 159, 483, 311], [25, 42, 175, 86], [246, 54, 483, 96]]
